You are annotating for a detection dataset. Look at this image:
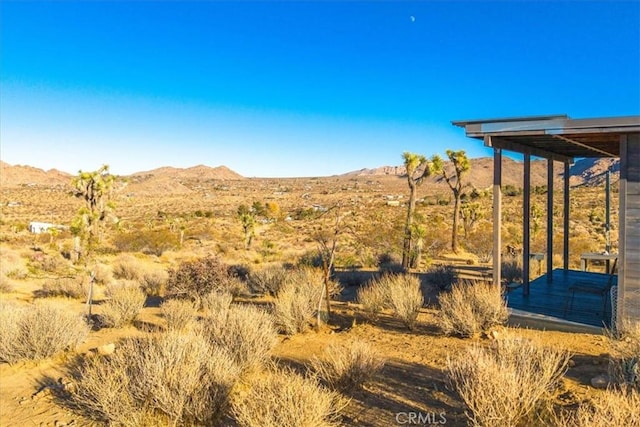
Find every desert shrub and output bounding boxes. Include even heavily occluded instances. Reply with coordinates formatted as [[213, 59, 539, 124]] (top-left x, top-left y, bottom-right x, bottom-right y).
[[569, 387, 640, 427], [360, 274, 423, 329], [93, 263, 113, 286], [376, 252, 405, 273], [38, 276, 88, 299], [248, 263, 289, 295], [100, 281, 146, 328], [112, 228, 180, 256], [112, 255, 145, 281], [311, 339, 385, 392], [446, 333, 570, 426], [139, 268, 168, 296], [0, 300, 89, 363], [0, 276, 14, 293], [30, 252, 68, 273], [200, 304, 277, 372], [607, 320, 640, 390], [297, 250, 324, 268], [231, 367, 343, 427], [5, 265, 28, 280], [501, 256, 523, 285], [273, 267, 325, 335], [438, 281, 508, 337], [356, 281, 389, 321], [70, 329, 240, 426], [160, 299, 197, 331], [201, 291, 233, 317], [385, 274, 424, 330], [166, 256, 246, 306], [425, 264, 458, 292]]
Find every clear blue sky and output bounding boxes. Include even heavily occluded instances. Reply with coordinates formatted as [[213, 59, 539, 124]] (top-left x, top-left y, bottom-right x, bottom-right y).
[[1, 1, 639, 177]]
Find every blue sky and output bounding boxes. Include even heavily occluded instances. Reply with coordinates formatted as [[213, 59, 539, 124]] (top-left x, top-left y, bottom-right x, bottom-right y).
[[1, 1, 639, 177]]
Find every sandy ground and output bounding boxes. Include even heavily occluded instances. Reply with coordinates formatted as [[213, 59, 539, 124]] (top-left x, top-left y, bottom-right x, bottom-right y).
[[0, 280, 613, 427]]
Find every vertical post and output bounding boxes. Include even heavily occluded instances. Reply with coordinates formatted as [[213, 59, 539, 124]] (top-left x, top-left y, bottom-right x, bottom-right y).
[[605, 170, 611, 254], [523, 153, 531, 297], [563, 161, 570, 270], [491, 143, 502, 288], [547, 158, 554, 282]]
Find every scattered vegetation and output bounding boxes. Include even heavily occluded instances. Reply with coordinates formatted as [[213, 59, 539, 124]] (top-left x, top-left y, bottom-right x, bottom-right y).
[[38, 276, 88, 299], [160, 299, 197, 331], [165, 256, 246, 305], [231, 367, 344, 427], [70, 329, 240, 426], [446, 333, 570, 426], [357, 274, 424, 329], [312, 339, 385, 392], [200, 304, 278, 372], [100, 281, 146, 328], [0, 300, 89, 363], [438, 281, 508, 337]]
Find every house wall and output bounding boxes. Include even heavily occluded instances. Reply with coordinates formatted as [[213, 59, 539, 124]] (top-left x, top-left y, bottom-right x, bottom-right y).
[[618, 133, 640, 327]]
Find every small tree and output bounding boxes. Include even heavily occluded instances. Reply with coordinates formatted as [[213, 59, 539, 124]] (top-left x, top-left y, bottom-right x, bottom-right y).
[[435, 150, 470, 254], [311, 203, 353, 321], [71, 165, 116, 316], [401, 152, 440, 269], [237, 204, 256, 249]]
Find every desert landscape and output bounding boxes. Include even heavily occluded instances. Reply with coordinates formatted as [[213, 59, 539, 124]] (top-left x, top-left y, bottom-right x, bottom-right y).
[[0, 157, 638, 427]]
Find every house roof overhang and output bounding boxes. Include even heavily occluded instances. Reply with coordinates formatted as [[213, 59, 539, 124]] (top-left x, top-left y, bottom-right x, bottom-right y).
[[452, 115, 640, 163]]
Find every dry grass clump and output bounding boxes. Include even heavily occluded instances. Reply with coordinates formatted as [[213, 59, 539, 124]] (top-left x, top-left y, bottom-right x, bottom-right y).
[[70, 329, 240, 426], [38, 276, 88, 299], [201, 291, 233, 317], [446, 333, 570, 426], [356, 281, 388, 321], [112, 254, 146, 281], [248, 263, 289, 295], [100, 281, 146, 328], [0, 300, 89, 363], [92, 263, 113, 286], [139, 268, 168, 297], [273, 267, 325, 334], [312, 339, 385, 392], [607, 319, 640, 390], [232, 367, 344, 427], [166, 256, 247, 306], [569, 387, 640, 427], [425, 264, 458, 292], [0, 275, 14, 293], [438, 281, 508, 337], [200, 304, 278, 372], [357, 274, 423, 329], [160, 299, 197, 331]]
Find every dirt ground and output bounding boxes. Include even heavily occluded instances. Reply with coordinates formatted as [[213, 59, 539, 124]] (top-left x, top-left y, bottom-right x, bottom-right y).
[[0, 278, 615, 427]]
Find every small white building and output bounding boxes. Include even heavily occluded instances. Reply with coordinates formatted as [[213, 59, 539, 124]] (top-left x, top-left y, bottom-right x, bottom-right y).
[[29, 222, 56, 234]]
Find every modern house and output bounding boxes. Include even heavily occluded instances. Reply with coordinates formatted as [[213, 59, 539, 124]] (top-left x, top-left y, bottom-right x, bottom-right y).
[[453, 115, 639, 330]]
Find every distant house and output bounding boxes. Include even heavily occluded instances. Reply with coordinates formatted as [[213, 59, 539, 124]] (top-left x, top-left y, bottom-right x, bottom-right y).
[[386, 200, 401, 207], [28, 222, 57, 234]]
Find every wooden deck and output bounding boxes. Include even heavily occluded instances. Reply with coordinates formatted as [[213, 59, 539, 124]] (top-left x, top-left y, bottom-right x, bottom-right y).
[[506, 269, 616, 328]]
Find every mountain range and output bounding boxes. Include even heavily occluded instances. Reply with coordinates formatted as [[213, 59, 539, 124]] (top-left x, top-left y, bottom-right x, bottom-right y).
[[0, 158, 619, 193]]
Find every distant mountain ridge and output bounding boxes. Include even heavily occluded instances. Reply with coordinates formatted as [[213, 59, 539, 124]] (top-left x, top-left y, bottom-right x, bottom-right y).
[[343, 157, 620, 189], [0, 158, 619, 192]]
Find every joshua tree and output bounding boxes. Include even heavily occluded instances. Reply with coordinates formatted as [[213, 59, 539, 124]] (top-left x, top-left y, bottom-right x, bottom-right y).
[[401, 152, 442, 269], [435, 150, 470, 253], [70, 164, 116, 315], [237, 204, 256, 249]]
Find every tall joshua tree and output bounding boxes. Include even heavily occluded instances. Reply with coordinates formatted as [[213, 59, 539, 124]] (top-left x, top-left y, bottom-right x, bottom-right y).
[[401, 152, 442, 269], [71, 164, 116, 315], [436, 150, 470, 254]]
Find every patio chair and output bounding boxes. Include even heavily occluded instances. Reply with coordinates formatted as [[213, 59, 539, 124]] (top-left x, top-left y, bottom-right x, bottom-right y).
[[564, 258, 617, 319]]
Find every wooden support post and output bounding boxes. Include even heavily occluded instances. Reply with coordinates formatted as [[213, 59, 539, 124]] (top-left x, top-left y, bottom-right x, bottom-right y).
[[547, 158, 554, 282], [491, 143, 502, 288], [563, 161, 570, 270], [523, 153, 531, 296]]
